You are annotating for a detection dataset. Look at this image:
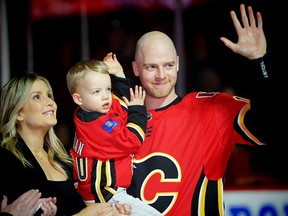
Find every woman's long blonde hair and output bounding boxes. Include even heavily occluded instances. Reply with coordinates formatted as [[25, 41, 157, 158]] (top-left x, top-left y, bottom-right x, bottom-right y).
[[0, 73, 73, 175]]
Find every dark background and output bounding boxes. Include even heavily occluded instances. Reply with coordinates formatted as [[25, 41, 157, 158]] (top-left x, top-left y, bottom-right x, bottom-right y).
[[3, 0, 284, 187]]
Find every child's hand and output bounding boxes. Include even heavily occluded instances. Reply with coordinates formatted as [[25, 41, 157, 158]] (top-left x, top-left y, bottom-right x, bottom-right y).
[[123, 85, 145, 106], [103, 52, 125, 78]]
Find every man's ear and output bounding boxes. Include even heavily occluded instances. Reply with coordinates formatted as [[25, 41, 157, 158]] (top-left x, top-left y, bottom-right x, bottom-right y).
[[176, 56, 179, 72], [72, 93, 83, 106], [132, 61, 139, 77]]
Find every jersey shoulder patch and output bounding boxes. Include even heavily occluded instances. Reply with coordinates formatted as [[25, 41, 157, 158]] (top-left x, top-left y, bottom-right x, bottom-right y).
[[196, 91, 219, 98], [102, 119, 118, 133]]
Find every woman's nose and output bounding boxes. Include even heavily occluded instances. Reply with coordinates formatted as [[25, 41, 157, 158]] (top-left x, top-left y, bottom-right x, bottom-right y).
[[47, 98, 55, 106]]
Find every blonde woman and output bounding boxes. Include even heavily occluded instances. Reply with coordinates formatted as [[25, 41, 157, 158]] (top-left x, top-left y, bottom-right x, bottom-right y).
[[0, 73, 130, 216]]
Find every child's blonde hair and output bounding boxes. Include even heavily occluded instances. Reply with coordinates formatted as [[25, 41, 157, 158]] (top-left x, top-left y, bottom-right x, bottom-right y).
[[66, 59, 109, 95]]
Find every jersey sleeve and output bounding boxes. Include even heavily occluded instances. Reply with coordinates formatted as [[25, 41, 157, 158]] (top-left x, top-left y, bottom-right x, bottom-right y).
[[110, 75, 130, 112], [126, 105, 147, 143], [235, 52, 273, 145], [111, 75, 130, 100]]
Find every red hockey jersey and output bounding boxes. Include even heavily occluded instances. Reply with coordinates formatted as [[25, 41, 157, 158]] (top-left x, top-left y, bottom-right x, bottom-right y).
[[127, 92, 265, 215]]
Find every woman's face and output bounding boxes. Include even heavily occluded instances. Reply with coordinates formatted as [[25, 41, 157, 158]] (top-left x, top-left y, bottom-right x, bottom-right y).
[[17, 79, 57, 132]]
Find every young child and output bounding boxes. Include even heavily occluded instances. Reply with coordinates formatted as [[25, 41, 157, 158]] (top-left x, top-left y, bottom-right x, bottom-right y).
[[66, 53, 163, 216]]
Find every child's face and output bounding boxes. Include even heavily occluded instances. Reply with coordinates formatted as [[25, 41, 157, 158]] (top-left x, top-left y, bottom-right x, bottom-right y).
[[75, 71, 112, 113]]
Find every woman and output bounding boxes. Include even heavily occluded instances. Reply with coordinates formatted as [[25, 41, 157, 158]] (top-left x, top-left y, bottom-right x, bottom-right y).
[[0, 73, 131, 216]]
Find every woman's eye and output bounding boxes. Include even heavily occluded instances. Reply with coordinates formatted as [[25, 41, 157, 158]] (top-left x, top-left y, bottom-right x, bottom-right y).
[[48, 93, 53, 98], [33, 95, 41, 100]]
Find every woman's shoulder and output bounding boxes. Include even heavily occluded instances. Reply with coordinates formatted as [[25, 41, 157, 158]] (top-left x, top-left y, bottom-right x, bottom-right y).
[[0, 146, 14, 158]]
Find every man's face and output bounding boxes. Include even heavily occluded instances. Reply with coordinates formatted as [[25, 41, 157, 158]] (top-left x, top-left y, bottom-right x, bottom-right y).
[[133, 42, 179, 100]]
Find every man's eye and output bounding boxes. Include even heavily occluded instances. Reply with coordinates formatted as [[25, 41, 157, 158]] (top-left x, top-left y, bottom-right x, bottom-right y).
[[165, 64, 174, 69], [146, 65, 156, 71]]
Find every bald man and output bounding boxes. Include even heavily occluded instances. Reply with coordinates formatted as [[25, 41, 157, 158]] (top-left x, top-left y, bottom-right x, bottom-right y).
[[127, 4, 272, 215]]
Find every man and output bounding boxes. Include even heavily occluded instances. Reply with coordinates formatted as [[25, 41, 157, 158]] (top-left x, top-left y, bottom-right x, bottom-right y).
[[127, 4, 272, 215]]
